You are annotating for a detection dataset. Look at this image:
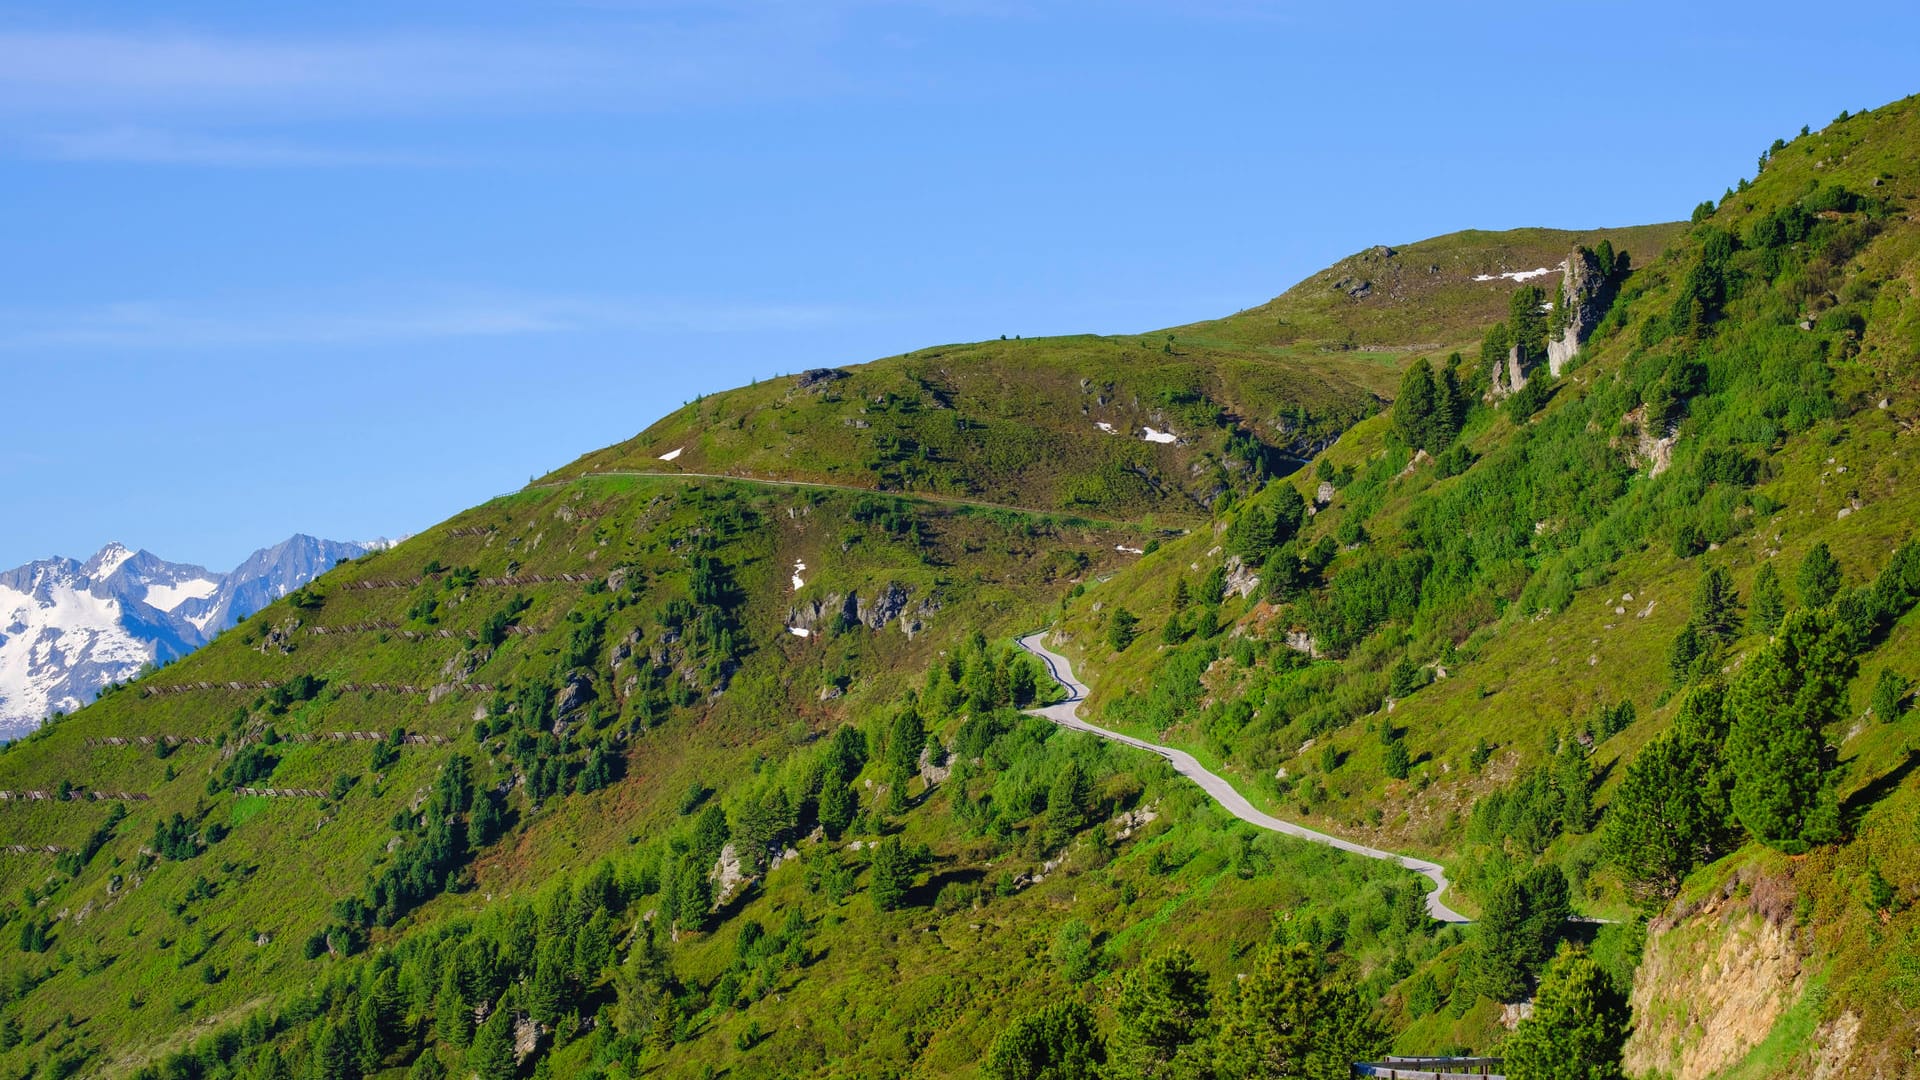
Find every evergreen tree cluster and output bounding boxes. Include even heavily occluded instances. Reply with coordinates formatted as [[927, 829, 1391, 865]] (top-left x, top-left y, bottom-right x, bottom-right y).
[[987, 942, 1386, 1080], [1390, 356, 1469, 454], [1473, 866, 1572, 1002]]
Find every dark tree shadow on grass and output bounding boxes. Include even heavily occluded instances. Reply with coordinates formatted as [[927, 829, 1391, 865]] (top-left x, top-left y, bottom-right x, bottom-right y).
[[1842, 746, 1920, 829]]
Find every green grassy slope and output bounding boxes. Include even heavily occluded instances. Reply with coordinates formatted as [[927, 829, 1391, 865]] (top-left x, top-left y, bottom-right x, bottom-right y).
[[0, 222, 1669, 1080], [1181, 223, 1685, 352], [550, 224, 1680, 526], [1046, 95, 1920, 1070], [0, 479, 1145, 1072]]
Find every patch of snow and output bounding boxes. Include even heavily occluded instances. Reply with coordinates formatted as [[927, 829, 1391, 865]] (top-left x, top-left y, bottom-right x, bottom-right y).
[[0, 578, 150, 727], [1471, 262, 1564, 283], [1116, 545, 1144, 555], [142, 577, 219, 613], [90, 543, 134, 580], [658, 447, 684, 462], [1095, 421, 1117, 434], [792, 559, 807, 591], [789, 626, 811, 638], [1140, 426, 1177, 444]]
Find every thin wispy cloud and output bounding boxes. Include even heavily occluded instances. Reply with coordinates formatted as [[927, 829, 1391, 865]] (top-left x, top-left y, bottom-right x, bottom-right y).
[[0, 292, 864, 351], [0, 21, 844, 118], [32, 127, 449, 168]]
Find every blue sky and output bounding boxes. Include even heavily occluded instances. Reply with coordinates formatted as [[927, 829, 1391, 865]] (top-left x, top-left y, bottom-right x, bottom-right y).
[[3, 1, 1916, 571]]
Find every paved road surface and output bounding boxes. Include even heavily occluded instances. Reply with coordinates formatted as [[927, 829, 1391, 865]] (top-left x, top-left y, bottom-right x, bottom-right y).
[[1016, 631, 1469, 923]]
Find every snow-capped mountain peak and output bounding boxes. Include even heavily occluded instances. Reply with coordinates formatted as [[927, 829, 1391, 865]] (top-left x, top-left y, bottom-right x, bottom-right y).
[[80, 541, 135, 581], [0, 536, 376, 740]]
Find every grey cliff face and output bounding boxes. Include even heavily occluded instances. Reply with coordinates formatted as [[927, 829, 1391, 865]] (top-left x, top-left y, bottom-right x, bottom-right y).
[[1548, 246, 1607, 377]]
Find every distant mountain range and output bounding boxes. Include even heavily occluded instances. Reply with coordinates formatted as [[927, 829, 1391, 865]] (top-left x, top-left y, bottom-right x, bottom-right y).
[[0, 535, 392, 738]]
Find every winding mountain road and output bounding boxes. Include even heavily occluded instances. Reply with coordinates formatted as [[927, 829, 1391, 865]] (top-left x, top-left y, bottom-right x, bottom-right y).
[[1016, 631, 1469, 923]]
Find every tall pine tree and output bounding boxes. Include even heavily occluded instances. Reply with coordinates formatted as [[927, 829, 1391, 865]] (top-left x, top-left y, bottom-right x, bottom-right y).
[[1603, 685, 1739, 899], [1750, 562, 1786, 633], [1213, 943, 1386, 1080], [1392, 359, 1440, 451], [1798, 542, 1844, 608], [1503, 950, 1630, 1080], [1110, 948, 1212, 1080], [1726, 609, 1853, 851]]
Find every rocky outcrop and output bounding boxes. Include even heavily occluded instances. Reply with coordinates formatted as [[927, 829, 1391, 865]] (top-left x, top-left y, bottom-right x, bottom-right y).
[[1488, 342, 1531, 400], [552, 672, 595, 732], [253, 617, 301, 655], [795, 368, 849, 391], [900, 595, 941, 639], [1547, 247, 1606, 376], [1616, 405, 1678, 477], [788, 583, 923, 635], [1624, 868, 1802, 1080], [1222, 556, 1261, 601], [514, 1013, 540, 1063], [852, 583, 910, 630], [787, 592, 846, 633]]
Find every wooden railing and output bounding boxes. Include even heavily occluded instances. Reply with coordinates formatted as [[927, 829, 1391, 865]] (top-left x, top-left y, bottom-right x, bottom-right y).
[[1353, 1057, 1504, 1079]]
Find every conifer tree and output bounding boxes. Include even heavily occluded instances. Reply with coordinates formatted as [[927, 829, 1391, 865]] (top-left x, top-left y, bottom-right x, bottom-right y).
[[310, 1020, 354, 1080], [1667, 623, 1702, 687], [868, 835, 912, 912], [1727, 609, 1853, 851], [1434, 363, 1466, 447], [1503, 950, 1629, 1080], [1046, 760, 1092, 841], [1517, 866, 1571, 970], [468, 993, 518, 1080], [1556, 740, 1594, 833], [1798, 542, 1844, 608], [1691, 564, 1741, 645], [1392, 359, 1440, 451], [1383, 736, 1411, 781], [470, 791, 502, 849], [646, 989, 682, 1054], [691, 803, 729, 866], [1594, 238, 1617, 280], [1603, 685, 1739, 899], [1873, 669, 1909, 723], [1213, 943, 1385, 1080], [433, 968, 472, 1048], [1750, 562, 1786, 633], [819, 778, 857, 839], [987, 1000, 1106, 1080], [353, 994, 384, 1076], [1509, 285, 1549, 364], [1475, 867, 1570, 1000], [406, 1051, 447, 1080], [1480, 322, 1512, 380], [887, 706, 926, 776], [1110, 948, 1212, 1080], [668, 854, 712, 932]]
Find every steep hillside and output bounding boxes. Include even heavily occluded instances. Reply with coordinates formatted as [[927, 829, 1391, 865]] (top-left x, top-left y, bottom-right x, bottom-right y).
[[18, 85, 1915, 1080], [0, 222, 1649, 1080], [1045, 95, 1920, 1072]]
